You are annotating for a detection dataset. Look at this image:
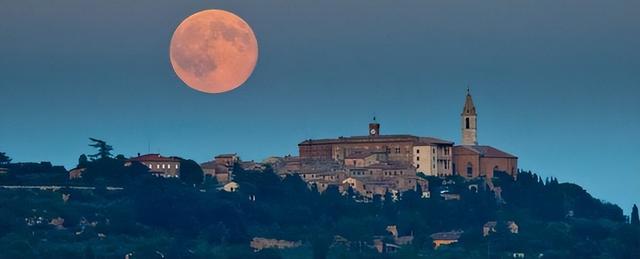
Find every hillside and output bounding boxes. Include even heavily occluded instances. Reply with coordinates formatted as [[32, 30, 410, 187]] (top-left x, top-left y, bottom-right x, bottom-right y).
[[0, 158, 638, 258]]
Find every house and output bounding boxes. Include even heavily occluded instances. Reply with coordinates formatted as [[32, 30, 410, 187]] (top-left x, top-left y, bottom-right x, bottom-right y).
[[430, 230, 464, 249], [483, 221, 519, 237], [200, 161, 230, 184], [250, 237, 301, 252], [68, 167, 85, 179], [223, 181, 239, 192], [214, 153, 239, 167], [127, 154, 180, 177]]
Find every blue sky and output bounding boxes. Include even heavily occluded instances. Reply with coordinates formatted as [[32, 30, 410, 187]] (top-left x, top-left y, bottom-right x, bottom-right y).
[[1, 1, 638, 213]]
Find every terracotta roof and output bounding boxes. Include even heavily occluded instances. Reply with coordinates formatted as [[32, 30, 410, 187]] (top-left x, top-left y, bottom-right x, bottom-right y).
[[430, 231, 463, 240], [215, 153, 237, 158], [364, 162, 413, 170], [456, 145, 517, 159], [299, 135, 453, 146], [129, 154, 180, 162], [200, 161, 217, 169]]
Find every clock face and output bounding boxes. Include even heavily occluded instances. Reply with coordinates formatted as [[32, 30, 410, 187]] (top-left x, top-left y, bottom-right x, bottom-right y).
[[370, 129, 377, 134]]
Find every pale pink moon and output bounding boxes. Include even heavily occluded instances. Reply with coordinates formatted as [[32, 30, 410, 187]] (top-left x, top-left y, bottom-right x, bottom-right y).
[[170, 10, 258, 94]]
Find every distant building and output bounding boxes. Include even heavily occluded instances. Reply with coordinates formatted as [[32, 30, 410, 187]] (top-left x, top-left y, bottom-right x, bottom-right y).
[[127, 154, 180, 177], [68, 167, 86, 179], [298, 118, 454, 177], [430, 230, 464, 249], [250, 237, 301, 252], [452, 90, 518, 179], [200, 161, 230, 183], [483, 221, 519, 237], [223, 181, 239, 192], [214, 153, 239, 167]]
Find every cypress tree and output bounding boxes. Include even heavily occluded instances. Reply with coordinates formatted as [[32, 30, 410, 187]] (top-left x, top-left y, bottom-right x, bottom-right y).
[[631, 204, 639, 225]]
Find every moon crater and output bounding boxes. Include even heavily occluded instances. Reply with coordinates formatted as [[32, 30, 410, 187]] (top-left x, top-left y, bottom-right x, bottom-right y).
[[170, 10, 258, 93]]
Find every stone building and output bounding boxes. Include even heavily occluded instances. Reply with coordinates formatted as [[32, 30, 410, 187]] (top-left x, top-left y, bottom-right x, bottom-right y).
[[452, 90, 518, 179], [128, 154, 180, 177], [298, 120, 454, 177], [200, 161, 230, 183]]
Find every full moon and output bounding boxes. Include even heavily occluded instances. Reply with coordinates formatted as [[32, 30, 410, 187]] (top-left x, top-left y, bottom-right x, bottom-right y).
[[170, 10, 258, 93]]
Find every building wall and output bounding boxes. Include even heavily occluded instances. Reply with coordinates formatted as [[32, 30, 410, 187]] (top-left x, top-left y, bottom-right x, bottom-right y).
[[413, 145, 434, 176], [479, 157, 518, 179], [299, 143, 333, 160], [452, 154, 481, 178], [453, 154, 517, 179], [413, 144, 453, 176], [142, 161, 180, 177], [332, 141, 414, 162], [462, 115, 477, 145]]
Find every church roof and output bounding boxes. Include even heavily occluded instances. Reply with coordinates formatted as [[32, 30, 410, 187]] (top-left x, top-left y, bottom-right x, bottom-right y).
[[455, 145, 517, 159], [462, 89, 477, 115]]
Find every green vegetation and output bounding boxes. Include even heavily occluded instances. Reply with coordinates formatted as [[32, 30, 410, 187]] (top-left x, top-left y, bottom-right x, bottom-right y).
[[0, 152, 11, 166], [0, 145, 638, 258]]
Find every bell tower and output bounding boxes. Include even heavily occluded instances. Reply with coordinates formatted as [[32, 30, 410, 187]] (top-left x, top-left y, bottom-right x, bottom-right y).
[[369, 117, 380, 137], [461, 88, 478, 145]]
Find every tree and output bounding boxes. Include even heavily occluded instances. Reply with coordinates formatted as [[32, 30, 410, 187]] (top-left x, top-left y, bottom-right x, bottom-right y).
[[88, 138, 113, 160], [0, 152, 11, 166], [632, 204, 639, 225], [179, 159, 204, 185], [77, 154, 88, 167]]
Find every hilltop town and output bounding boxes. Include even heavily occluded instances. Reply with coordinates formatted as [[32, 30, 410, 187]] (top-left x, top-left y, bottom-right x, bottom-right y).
[[117, 90, 517, 201], [0, 91, 638, 258]]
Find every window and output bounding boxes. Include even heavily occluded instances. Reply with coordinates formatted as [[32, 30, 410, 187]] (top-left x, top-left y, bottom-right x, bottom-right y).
[[416, 164, 420, 168], [395, 147, 400, 153], [416, 156, 420, 161], [466, 162, 473, 177], [416, 149, 420, 154], [432, 148, 436, 154], [162, 164, 165, 169], [466, 117, 470, 129]]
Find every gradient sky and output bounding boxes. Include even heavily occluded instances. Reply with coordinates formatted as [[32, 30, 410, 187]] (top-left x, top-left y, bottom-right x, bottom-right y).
[[1, 1, 638, 213]]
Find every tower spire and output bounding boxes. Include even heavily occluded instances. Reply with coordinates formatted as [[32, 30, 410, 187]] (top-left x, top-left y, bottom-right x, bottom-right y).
[[462, 88, 477, 115], [461, 88, 478, 145]]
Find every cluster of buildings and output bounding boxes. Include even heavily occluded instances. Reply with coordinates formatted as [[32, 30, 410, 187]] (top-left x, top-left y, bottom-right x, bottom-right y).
[[269, 90, 517, 198], [85, 90, 517, 200]]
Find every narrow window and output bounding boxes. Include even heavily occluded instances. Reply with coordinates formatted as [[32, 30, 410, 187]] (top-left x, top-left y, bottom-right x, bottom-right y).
[[465, 118, 470, 129]]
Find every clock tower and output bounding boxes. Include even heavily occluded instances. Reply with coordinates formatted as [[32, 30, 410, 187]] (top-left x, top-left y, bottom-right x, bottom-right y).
[[369, 117, 380, 137]]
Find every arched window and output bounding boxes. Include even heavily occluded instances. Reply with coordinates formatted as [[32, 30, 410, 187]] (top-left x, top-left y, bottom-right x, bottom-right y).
[[466, 162, 473, 177], [465, 117, 470, 129]]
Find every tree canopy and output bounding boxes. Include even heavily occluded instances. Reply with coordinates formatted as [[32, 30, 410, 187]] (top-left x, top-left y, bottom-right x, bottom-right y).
[[0, 152, 11, 166], [87, 138, 113, 161]]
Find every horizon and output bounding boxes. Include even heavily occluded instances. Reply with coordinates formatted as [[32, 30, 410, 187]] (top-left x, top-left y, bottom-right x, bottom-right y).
[[1, 0, 639, 216]]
